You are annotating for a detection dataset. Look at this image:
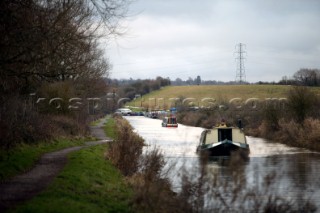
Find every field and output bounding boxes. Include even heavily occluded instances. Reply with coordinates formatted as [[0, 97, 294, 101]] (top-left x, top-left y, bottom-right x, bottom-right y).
[[128, 85, 320, 110]]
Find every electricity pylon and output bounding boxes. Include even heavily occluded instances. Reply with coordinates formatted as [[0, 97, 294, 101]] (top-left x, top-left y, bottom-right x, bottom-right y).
[[235, 43, 246, 84]]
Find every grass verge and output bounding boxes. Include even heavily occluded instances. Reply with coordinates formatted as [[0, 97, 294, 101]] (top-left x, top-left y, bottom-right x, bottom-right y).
[[11, 144, 133, 213], [0, 138, 86, 181], [103, 117, 117, 139], [90, 119, 101, 126]]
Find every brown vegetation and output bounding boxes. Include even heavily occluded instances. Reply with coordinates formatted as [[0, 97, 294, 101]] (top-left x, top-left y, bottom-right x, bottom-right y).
[[128, 148, 191, 213], [106, 116, 144, 176], [255, 86, 320, 150], [105, 116, 193, 212], [274, 118, 320, 150]]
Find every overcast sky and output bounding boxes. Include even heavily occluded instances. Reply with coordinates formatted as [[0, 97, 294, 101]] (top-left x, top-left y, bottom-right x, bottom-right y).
[[105, 0, 320, 82]]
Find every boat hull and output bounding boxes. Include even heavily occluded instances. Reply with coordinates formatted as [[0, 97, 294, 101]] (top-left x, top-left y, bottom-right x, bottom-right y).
[[197, 140, 249, 157], [162, 124, 178, 127]]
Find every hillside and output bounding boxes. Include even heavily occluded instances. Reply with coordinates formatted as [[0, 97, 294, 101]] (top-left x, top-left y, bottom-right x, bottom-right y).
[[128, 85, 320, 110]]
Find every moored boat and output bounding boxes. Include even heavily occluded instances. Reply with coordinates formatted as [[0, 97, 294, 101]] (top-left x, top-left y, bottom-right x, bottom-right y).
[[161, 115, 178, 128], [197, 122, 249, 156]]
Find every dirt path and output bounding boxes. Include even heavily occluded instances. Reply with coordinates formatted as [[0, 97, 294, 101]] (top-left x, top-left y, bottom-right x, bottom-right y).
[[0, 117, 111, 212]]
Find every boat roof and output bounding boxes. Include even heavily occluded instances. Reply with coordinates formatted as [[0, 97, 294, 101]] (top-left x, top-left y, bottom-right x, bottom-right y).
[[211, 123, 240, 129]]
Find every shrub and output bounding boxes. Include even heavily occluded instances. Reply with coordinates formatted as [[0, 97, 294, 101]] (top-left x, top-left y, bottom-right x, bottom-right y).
[[276, 118, 320, 150], [0, 93, 89, 149], [302, 118, 320, 149], [50, 115, 88, 137], [37, 81, 76, 115], [275, 119, 304, 146], [128, 148, 191, 213], [106, 118, 193, 212], [0, 96, 52, 148], [177, 111, 217, 128], [106, 117, 144, 176], [263, 105, 280, 131], [286, 86, 317, 123]]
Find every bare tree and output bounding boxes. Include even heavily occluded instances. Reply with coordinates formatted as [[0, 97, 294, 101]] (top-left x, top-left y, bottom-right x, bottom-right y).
[[0, 0, 130, 147], [0, 0, 129, 94], [196, 75, 201, 85], [293, 68, 320, 86]]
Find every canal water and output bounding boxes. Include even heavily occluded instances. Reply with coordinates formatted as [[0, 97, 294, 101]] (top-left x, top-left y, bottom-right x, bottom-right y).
[[126, 116, 320, 210]]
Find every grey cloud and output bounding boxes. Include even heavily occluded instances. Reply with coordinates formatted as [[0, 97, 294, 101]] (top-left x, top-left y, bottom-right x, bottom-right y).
[[107, 0, 320, 82]]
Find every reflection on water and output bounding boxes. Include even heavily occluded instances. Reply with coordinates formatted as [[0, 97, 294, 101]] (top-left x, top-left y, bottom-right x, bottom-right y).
[[126, 116, 320, 210], [247, 136, 312, 157]]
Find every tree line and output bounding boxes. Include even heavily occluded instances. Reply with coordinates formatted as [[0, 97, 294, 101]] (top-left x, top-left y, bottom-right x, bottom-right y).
[[279, 68, 320, 86], [107, 76, 171, 100], [154, 69, 320, 86]]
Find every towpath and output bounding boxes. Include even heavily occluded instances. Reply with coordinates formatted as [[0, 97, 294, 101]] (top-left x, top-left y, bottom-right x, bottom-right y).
[[0, 117, 111, 212]]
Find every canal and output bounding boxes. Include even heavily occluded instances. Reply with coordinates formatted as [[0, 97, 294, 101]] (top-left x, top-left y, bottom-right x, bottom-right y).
[[126, 116, 320, 210]]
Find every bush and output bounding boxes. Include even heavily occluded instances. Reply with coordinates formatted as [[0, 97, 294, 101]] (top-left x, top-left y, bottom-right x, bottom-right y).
[[177, 111, 218, 128], [276, 118, 320, 150], [106, 117, 144, 176], [0, 96, 51, 148], [50, 115, 88, 137], [286, 86, 317, 123], [106, 117, 193, 212], [0, 93, 89, 149], [37, 81, 76, 115], [128, 148, 191, 213]]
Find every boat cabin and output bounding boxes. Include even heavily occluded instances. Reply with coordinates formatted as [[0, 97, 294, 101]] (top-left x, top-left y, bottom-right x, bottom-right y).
[[162, 116, 178, 127], [197, 123, 249, 156], [200, 124, 246, 145]]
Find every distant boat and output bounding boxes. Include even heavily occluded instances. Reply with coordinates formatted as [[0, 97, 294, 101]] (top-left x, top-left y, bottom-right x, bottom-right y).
[[197, 122, 249, 157], [161, 115, 178, 128]]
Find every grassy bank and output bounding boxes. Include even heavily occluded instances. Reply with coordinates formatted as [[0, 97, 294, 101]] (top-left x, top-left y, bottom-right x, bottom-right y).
[[128, 85, 319, 109], [0, 138, 86, 181], [103, 117, 117, 139], [12, 144, 133, 213]]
